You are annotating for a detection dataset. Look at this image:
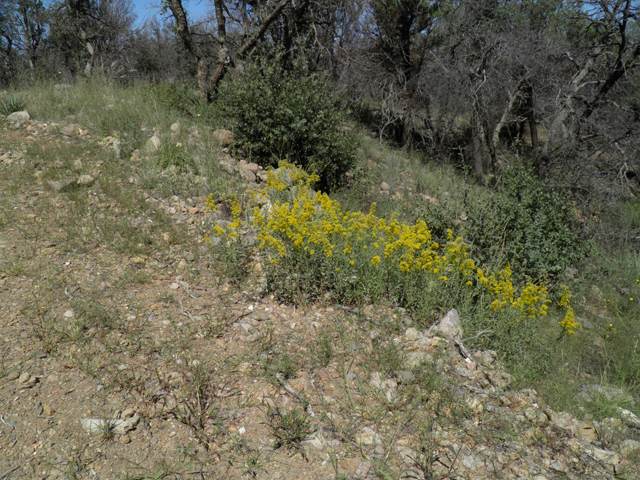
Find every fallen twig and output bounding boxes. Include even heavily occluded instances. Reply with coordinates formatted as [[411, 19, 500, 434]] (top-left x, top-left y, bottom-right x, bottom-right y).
[[275, 373, 315, 417]]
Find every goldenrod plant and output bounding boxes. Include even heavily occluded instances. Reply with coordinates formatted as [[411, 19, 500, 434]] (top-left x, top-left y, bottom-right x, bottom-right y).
[[207, 162, 570, 330]]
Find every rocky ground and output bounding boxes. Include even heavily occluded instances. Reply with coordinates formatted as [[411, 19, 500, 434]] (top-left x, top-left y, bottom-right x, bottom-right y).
[[1, 114, 639, 480]]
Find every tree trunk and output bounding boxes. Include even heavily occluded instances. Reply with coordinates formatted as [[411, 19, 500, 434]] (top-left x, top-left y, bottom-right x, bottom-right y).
[[472, 110, 488, 183], [168, 0, 210, 100], [210, 0, 292, 95]]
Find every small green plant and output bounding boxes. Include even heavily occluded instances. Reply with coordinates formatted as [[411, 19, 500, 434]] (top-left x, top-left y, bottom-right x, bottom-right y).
[[267, 407, 312, 450], [98, 419, 117, 442], [164, 359, 230, 449], [218, 55, 357, 191], [0, 96, 26, 116], [157, 144, 194, 171]]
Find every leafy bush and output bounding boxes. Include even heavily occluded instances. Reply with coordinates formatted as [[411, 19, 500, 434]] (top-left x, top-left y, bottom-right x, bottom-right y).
[[218, 59, 357, 191], [463, 163, 589, 280], [0, 96, 26, 117]]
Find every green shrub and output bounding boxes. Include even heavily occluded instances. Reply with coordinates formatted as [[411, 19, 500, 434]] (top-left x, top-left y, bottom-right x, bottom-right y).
[[217, 59, 357, 191], [463, 163, 590, 280], [0, 96, 26, 116]]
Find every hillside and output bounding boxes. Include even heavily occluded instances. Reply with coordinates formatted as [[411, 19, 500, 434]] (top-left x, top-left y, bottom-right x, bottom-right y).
[[1, 84, 640, 480]]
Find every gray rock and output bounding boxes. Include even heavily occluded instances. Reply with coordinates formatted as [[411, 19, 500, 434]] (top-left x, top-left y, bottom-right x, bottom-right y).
[[6, 111, 30, 123], [245, 162, 260, 174], [241, 167, 256, 182], [397, 370, 415, 384], [620, 439, 640, 455], [579, 384, 636, 407], [48, 179, 77, 193], [487, 370, 513, 389], [589, 447, 621, 466], [183, 251, 194, 262], [436, 308, 462, 341], [61, 124, 81, 136], [212, 129, 234, 145], [76, 175, 94, 187], [146, 134, 161, 153], [380, 182, 390, 191], [618, 407, 640, 429], [80, 415, 140, 435], [121, 407, 135, 420], [404, 351, 432, 369]]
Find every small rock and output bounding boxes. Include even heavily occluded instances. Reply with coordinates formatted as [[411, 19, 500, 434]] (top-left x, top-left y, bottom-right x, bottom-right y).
[[404, 327, 420, 341], [7, 371, 20, 381], [620, 439, 640, 456], [170, 122, 180, 134], [17, 371, 31, 384], [212, 129, 234, 145], [397, 370, 415, 384], [61, 124, 80, 136], [380, 182, 390, 192], [404, 351, 432, 369], [146, 134, 161, 153], [354, 461, 372, 479], [119, 434, 131, 444], [486, 370, 513, 390], [579, 384, 636, 407], [48, 179, 77, 193], [241, 167, 256, 182], [43, 405, 55, 416], [436, 309, 462, 341], [589, 447, 621, 466], [121, 408, 135, 420], [183, 251, 195, 261], [7, 111, 30, 123], [131, 256, 145, 265], [356, 427, 381, 447], [73, 159, 83, 171], [303, 431, 326, 449], [77, 174, 94, 187], [177, 259, 187, 270], [245, 163, 260, 174], [549, 459, 569, 472], [80, 415, 140, 435]]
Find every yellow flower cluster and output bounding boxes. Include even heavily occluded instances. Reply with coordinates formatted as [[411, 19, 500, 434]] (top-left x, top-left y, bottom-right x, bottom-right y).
[[209, 162, 571, 326], [558, 286, 581, 335]]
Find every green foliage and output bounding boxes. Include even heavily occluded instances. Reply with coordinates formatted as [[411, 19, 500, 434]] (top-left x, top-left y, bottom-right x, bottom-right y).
[[218, 59, 357, 191], [463, 163, 589, 279], [268, 407, 311, 450], [147, 82, 212, 121], [0, 96, 26, 116], [156, 143, 194, 170]]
